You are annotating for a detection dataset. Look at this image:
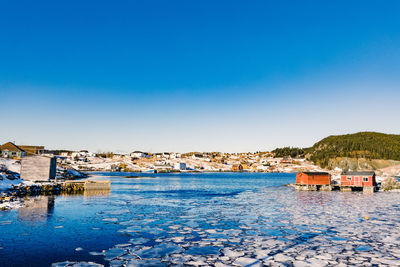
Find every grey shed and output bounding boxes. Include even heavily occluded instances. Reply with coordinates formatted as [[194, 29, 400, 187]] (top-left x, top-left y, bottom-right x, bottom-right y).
[[20, 155, 57, 181]]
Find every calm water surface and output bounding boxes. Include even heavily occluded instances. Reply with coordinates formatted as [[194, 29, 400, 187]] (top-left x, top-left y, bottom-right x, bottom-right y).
[[1, 172, 400, 266]]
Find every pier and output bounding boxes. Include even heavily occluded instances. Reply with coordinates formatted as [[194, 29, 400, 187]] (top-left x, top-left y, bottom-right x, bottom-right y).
[[62, 180, 111, 192]]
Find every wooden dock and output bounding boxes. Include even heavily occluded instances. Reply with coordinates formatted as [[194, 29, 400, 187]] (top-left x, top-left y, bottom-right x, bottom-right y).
[[294, 184, 333, 191], [293, 183, 376, 193], [61, 180, 110, 192]]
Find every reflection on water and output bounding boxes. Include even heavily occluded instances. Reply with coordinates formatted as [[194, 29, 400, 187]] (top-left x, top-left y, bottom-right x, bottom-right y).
[[83, 189, 110, 198], [18, 196, 55, 222]]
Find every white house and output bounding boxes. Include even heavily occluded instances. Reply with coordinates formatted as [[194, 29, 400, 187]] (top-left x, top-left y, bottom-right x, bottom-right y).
[[130, 151, 146, 158], [174, 162, 187, 170]]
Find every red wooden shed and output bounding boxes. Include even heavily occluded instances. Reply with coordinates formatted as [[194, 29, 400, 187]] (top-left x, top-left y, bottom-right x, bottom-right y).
[[296, 172, 331, 185], [341, 171, 376, 187]]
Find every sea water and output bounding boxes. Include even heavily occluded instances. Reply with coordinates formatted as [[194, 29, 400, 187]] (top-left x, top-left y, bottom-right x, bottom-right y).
[[1, 172, 400, 266]]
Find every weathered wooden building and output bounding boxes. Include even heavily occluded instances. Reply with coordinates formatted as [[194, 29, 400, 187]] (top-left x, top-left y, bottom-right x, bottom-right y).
[[20, 155, 57, 181], [296, 172, 331, 185], [295, 172, 332, 191], [18, 145, 45, 155], [340, 171, 376, 192]]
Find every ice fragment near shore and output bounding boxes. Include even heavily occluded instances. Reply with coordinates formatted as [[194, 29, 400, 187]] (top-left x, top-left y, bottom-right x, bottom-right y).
[[137, 243, 183, 258], [104, 247, 126, 260], [52, 261, 103, 267]]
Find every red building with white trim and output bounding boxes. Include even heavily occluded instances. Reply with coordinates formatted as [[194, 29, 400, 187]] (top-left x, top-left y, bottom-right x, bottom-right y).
[[341, 171, 376, 187]]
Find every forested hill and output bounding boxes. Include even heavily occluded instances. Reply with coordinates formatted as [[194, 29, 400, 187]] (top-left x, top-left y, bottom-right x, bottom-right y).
[[309, 132, 400, 167], [273, 132, 400, 168]]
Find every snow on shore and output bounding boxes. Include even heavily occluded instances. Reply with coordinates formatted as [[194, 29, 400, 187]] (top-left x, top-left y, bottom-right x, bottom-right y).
[[0, 174, 22, 190], [0, 158, 21, 173]]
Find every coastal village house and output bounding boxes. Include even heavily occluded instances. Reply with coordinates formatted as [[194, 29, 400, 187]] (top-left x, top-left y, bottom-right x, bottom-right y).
[[341, 171, 376, 190], [296, 172, 331, 185], [232, 164, 244, 171], [130, 151, 147, 158], [20, 155, 57, 181], [174, 162, 187, 170], [1, 142, 26, 158]]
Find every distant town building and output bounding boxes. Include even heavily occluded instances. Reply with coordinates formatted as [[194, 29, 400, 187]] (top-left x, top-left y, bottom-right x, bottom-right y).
[[232, 164, 244, 172], [174, 162, 187, 170], [0, 142, 26, 158], [20, 155, 57, 181], [130, 151, 146, 158], [18, 145, 45, 155], [280, 156, 293, 164], [71, 150, 95, 158]]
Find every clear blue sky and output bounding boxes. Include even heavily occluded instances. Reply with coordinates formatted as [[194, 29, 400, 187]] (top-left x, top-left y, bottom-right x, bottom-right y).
[[1, 0, 400, 153]]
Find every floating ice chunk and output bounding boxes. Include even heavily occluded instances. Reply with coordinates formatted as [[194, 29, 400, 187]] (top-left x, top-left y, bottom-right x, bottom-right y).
[[137, 243, 183, 258], [54, 226, 64, 229], [254, 249, 270, 259], [223, 249, 244, 258], [75, 247, 84, 251], [52, 261, 75, 267], [185, 246, 221, 255], [106, 209, 130, 215], [109, 260, 124, 267], [122, 225, 143, 233], [171, 236, 185, 243], [115, 243, 131, 248], [233, 257, 260, 266], [186, 260, 207, 266], [293, 260, 310, 267], [129, 237, 150, 245], [102, 218, 118, 223], [125, 259, 167, 266], [104, 247, 126, 260], [52, 261, 103, 267], [215, 262, 231, 267], [260, 229, 285, 236], [72, 262, 104, 267], [274, 254, 293, 263], [89, 251, 103, 256]]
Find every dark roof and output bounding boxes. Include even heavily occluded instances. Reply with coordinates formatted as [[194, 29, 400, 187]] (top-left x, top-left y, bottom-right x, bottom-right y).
[[0, 142, 25, 152], [343, 171, 375, 176], [301, 172, 330, 175]]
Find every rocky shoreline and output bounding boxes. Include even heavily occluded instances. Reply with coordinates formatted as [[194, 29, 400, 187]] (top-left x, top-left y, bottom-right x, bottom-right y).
[[0, 181, 86, 211]]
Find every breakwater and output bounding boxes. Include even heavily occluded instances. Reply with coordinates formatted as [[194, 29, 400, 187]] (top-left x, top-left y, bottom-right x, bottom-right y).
[[0, 180, 110, 210]]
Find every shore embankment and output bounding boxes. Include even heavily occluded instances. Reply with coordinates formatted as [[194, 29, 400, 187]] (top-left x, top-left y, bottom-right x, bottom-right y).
[[0, 180, 110, 210]]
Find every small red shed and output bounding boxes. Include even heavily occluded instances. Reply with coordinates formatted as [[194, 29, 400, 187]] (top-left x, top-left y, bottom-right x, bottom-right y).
[[341, 171, 376, 187], [296, 172, 331, 185]]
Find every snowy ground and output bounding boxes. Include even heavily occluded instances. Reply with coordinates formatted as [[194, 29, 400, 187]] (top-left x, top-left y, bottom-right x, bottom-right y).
[[0, 158, 20, 173]]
